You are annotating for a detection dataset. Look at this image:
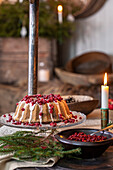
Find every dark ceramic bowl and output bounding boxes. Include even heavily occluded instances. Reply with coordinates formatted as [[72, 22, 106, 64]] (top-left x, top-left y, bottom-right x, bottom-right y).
[[62, 95, 99, 116], [55, 128, 113, 159]]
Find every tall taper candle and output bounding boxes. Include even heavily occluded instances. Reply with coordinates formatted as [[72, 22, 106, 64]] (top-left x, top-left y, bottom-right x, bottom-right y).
[[101, 72, 109, 128], [101, 73, 109, 109], [57, 5, 63, 24]]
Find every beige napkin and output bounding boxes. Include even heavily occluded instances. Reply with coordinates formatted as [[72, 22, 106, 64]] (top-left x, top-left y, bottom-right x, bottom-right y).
[[0, 154, 59, 170], [0, 126, 59, 170]]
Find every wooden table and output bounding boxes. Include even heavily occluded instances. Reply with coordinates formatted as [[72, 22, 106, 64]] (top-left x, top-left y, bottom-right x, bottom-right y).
[[12, 109, 113, 169]]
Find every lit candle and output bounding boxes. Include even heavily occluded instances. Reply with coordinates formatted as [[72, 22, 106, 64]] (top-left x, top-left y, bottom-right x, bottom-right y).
[[101, 73, 109, 109], [57, 5, 63, 24]]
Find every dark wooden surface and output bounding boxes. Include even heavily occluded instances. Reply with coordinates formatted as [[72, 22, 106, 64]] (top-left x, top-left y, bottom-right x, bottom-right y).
[[15, 109, 113, 170], [15, 146, 113, 170]]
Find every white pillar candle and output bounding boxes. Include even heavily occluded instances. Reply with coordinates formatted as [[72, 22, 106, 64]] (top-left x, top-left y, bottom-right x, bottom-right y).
[[101, 73, 109, 109], [38, 69, 50, 82], [57, 5, 63, 24]]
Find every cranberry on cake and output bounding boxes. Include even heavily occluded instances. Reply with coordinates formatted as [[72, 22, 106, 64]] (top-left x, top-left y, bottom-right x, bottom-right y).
[[13, 94, 72, 124]]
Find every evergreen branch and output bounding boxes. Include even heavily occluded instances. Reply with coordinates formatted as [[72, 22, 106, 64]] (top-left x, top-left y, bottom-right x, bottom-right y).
[[0, 131, 81, 161], [62, 148, 81, 155]]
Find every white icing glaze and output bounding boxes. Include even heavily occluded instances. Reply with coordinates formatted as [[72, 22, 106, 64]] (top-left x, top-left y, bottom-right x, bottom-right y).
[[14, 101, 25, 119], [39, 105, 43, 125], [47, 103, 54, 122], [39, 115, 42, 125], [29, 103, 36, 123]]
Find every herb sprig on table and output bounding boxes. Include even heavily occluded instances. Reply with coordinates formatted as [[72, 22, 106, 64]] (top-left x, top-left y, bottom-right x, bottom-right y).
[[0, 131, 81, 161]]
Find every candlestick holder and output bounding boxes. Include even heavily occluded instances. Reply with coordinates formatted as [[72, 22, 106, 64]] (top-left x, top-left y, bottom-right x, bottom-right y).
[[101, 108, 109, 129]]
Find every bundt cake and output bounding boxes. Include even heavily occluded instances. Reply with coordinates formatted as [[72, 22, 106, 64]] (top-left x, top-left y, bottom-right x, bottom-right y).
[[13, 94, 72, 124]]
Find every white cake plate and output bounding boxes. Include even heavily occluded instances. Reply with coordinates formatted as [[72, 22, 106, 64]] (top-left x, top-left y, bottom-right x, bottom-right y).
[[0, 111, 86, 130]]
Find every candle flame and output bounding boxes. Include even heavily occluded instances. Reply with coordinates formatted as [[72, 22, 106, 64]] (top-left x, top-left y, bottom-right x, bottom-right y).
[[104, 72, 107, 86], [57, 5, 63, 12]]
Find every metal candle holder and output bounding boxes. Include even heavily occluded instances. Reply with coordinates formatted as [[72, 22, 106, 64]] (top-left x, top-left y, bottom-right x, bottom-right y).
[[28, 0, 39, 95], [101, 108, 109, 129]]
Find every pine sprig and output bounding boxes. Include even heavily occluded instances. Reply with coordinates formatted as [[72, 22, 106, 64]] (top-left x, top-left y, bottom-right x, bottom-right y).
[[0, 131, 81, 161]]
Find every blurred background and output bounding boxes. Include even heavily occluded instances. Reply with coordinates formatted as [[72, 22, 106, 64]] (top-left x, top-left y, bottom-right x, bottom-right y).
[[0, 0, 113, 114]]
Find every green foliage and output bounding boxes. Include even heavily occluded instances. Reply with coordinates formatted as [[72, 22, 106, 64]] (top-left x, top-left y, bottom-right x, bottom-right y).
[[0, 0, 80, 42], [0, 130, 81, 161], [0, 0, 29, 37]]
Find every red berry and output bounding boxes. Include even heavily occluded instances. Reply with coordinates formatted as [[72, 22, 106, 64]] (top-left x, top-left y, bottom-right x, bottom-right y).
[[50, 122, 57, 127], [21, 108, 25, 111], [73, 115, 77, 119], [41, 146, 47, 150], [39, 112, 43, 116], [35, 123, 39, 126], [3, 115, 6, 117], [64, 120, 68, 124], [50, 110, 53, 114]]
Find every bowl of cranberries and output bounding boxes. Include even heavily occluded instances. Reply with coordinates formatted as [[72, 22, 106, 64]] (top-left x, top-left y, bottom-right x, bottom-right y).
[[63, 95, 99, 116], [55, 128, 113, 159]]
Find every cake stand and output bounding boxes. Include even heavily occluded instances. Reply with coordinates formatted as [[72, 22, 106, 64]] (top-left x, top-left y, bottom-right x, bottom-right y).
[[0, 111, 86, 130]]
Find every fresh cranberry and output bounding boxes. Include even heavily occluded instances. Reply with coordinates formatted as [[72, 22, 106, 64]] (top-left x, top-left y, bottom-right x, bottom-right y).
[[49, 97, 53, 102], [37, 94, 42, 97], [51, 105, 54, 109], [21, 108, 25, 111], [39, 112, 43, 116], [50, 122, 57, 127], [109, 99, 113, 110], [50, 109, 53, 114], [67, 132, 108, 142], [3, 115, 6, 117], [31, 102, 35, 106], [16, 103, 19, 106], [41, 146, 47, 150], [57, 97, 62, 101], [44, 95, 48, 99], [31, 123, 35, 126], [43, 100, 46, 104], [46, 99, 49, 103], [59, 114, 62, 118], [73, 115, 77, 119], [8, 118, 12, 122], [35, 123, 39, 126], [64, 120, 68, 124], [71, 119, 75, 123]]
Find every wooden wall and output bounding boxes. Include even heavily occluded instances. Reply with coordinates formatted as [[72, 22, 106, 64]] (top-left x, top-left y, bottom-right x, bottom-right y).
[[0, 38, 56, 84], [61, 0, 113, 66]]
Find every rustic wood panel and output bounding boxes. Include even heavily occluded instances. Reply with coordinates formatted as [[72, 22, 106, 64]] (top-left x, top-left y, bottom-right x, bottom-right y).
[[0, 38, 56, 84]]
